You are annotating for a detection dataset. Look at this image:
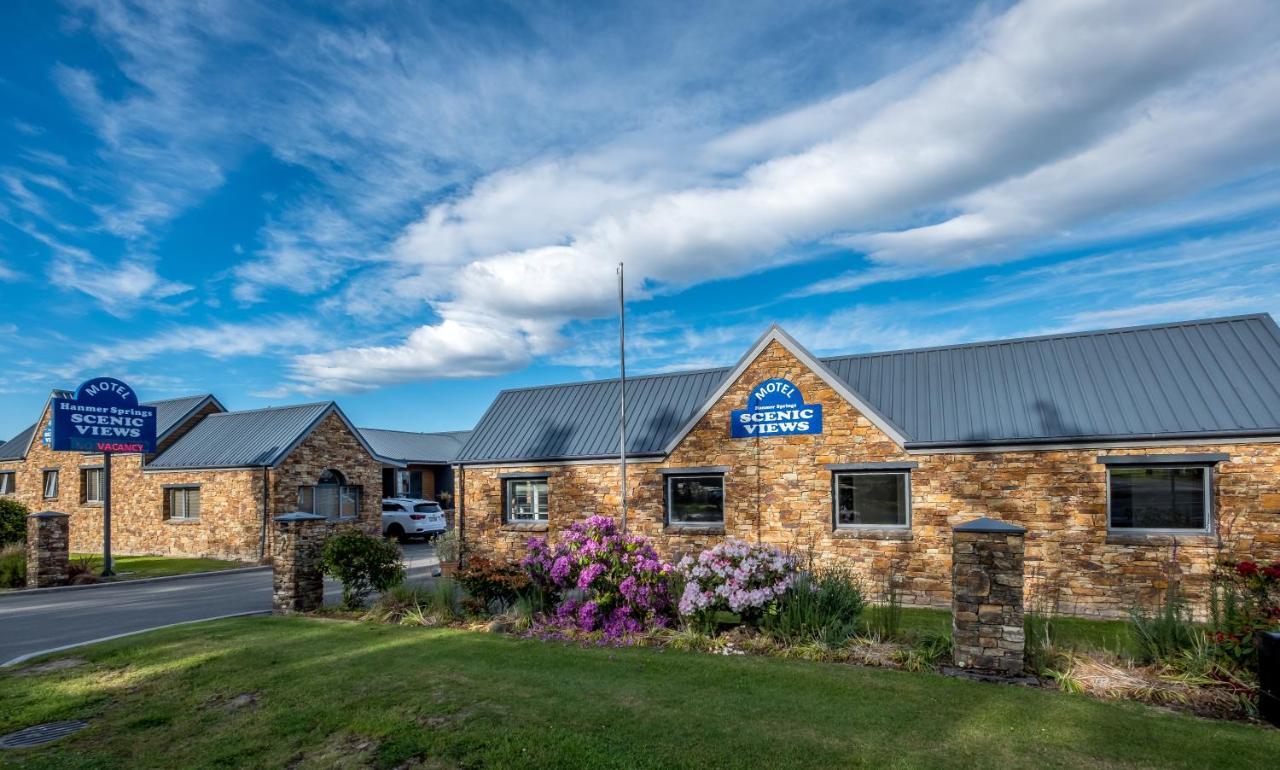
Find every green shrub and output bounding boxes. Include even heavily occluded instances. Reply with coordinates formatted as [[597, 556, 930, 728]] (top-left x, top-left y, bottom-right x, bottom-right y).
[[455, 555, 530, 611], [435, 530, 460, 563], [1024, 611, 1058, 673], [0, 543, 25, 588], [863, 576, 903, 640], [319, 529, 405, 609], [1129, 589, 1199, 664], [894, 632, 953, 672], [0, 497, 29, 546], [763, 567, 866, 646]]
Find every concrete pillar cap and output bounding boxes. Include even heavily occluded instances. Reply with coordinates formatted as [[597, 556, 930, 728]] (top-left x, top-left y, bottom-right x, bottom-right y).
[[953, 516, 1026, 534], [28, 510, 71, 519], [274, 512, 328, 522]]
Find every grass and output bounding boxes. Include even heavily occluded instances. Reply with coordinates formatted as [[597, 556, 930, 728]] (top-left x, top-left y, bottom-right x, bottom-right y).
[[2, 617, 1277, 769], [69, 553, 247, 580], [887, 607, 1141, 658]]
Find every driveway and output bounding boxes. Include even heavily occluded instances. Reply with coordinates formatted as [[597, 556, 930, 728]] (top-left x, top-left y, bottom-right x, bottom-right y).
[[0, 541, 439, 666]]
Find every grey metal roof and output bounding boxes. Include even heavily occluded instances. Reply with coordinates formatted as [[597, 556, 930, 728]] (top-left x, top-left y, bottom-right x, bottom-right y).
[[147, 402, 335, 469], [458, 314, 1280, 462], [458, 368, 730, 462], [0, 423, 35, 461], [150, 394, 223, 439], [358, 428, 473, 464], [0, 392, 220, 461]]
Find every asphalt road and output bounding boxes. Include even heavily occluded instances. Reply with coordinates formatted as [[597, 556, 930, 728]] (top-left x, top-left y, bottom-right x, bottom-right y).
[[0, 541, 439, 665]]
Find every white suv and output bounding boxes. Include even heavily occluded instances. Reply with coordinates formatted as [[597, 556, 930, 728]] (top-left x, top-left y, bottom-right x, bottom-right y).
[[381, 498, 448, 541]]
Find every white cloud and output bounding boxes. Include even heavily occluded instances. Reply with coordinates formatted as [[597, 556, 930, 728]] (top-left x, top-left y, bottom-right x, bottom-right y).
[[47, 256, 192, 316], [291, 0, 1279, 391], [58, 316, 322, 379]]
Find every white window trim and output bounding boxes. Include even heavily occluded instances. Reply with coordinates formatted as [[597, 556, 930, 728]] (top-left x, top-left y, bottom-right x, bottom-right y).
[[504, 477, 549, 523], [0, 471, 15, 496], [42, 469, 59, 500], [832, 470, 911, 529], [664, 473, 726, 527], [1105, 464, 1214, 535]]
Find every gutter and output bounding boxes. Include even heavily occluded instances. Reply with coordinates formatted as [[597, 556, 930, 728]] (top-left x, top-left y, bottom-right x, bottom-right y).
[[905, 429, 1280, 452]]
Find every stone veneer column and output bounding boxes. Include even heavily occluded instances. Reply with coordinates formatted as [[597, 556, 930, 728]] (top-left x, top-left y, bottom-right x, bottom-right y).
[[952, 516, 1027, 676], [272, 512, 329, 613], [26, 511, 71, 588]]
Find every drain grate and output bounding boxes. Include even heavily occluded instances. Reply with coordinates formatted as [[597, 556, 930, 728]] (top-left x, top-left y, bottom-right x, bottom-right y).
[[0, 721, 88, 749]]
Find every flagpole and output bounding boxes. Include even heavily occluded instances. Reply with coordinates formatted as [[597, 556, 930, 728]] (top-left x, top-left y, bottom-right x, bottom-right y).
[[618, 262, 628, 533]]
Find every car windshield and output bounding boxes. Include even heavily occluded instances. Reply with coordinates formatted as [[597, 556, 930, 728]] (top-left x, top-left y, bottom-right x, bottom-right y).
[[413, 503, 442, 513]]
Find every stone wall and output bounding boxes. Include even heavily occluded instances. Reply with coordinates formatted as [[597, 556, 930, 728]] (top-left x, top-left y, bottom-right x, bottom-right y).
[[460, 340, 1280, 618], [270, 411, 382, 554], [1, 405, 383, 562], [952, 519, 1026, 675]]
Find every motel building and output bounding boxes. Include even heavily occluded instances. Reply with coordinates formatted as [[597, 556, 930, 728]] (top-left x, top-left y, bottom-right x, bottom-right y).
[[454, 314, 1280, 618], [0, 393, 463, 562]]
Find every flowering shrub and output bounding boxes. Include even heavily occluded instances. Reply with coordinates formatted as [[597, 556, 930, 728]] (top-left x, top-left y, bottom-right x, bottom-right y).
[[677, 540, 798, 627], [1210, 558, 1280, 667], [520, 516, 674, 638]]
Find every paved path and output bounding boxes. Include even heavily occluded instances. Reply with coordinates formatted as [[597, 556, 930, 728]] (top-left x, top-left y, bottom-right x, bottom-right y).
[[1, 542, 439, 665]]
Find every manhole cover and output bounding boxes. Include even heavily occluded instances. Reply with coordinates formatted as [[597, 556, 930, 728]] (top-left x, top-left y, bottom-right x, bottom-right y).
[[0, 721, 88, 749]]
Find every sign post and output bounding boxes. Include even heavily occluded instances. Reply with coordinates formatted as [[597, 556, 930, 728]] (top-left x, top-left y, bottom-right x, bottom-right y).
[[50, 378, 157, 577]]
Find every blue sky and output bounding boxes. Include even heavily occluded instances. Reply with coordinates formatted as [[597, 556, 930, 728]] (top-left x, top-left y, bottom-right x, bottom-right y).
[[2, 0, 1279, 440]]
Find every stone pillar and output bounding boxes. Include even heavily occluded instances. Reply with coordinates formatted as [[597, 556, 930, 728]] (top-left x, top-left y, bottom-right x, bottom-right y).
[[952, 516, 1027, 676], [26, 511, 71, 588], [272, 513, 329, 613]]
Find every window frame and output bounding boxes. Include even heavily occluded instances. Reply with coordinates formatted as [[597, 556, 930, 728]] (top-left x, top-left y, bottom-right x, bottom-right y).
[[503, 475, 550, 523], [81, 466, 105, 504], [0, 470, 14, 496], [664, 473, 726, 528], [831, 470, 912, 530], [42, 469, 59, 500], [165, 485, 201, 521], [298, 469, 361, 521], [1105, 464, 1214, 535]]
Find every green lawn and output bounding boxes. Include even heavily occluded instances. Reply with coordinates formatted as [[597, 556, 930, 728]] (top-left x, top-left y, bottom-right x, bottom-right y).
[[69, 553, 247, 580], [886, 607, 1140, 657], [2, 617, 1275, 769]]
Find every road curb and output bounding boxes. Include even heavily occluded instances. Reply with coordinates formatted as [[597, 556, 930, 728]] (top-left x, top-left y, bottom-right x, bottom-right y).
[[0, 565, 270, 598], [1, 611, 272, 668]]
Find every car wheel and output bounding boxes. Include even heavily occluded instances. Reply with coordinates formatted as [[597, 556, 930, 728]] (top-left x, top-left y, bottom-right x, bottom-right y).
[[386, 523, 405, 542]]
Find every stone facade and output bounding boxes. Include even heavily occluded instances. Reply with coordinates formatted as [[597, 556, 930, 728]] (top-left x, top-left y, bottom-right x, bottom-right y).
[[26, 511, 70, 588], [1, 405, 382, 562], [952, 519, 1026, 675], [460, 339, 1280, 618], [272, 513, 329, 613]]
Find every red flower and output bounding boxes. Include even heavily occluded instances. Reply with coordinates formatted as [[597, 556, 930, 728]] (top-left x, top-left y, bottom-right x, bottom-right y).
[[1263, 564, 1280, 581], [1236, 561, 1260, 576]]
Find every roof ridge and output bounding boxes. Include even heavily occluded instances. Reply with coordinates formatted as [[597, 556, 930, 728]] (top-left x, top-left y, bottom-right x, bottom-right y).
[[359, 426, 471, 438], [493, 364, 733, 396], [144, 393, 214, 405], [200, 401, 333, 418]]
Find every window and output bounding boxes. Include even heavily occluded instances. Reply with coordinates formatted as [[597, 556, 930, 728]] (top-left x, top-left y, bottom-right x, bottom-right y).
[[666, 475, 724, 526], [505, 477, 549, 522], [834, 472, 909, 528], [298, 469, 361, 520], [394, 470, 424, 499], [0, 471, 13, 495], [1108, 466, 1211, 532], [43, 470, 59, 500], [382, 502, 406, 512], [82, 467, 104, 504], [166, 487, 201, 520], [414, 502, 442, 513]]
